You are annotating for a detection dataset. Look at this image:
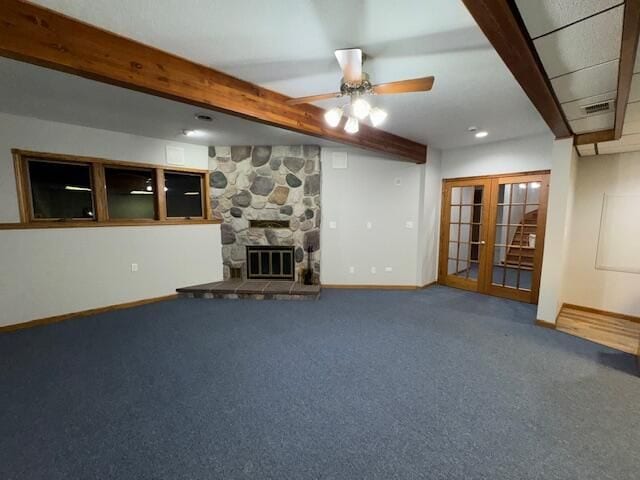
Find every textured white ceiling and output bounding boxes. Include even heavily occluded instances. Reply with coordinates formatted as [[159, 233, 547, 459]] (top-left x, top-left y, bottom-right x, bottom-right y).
[[0, 58, 343, 148], [561, 92, 616, 121], [551, 60, 619, 103], [20, 0, 549, 150], [515, 0, 621, 38], [533, 5, 623, 79]]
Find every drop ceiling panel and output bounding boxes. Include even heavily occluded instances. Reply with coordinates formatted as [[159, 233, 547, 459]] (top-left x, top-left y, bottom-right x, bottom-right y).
[[629, 74, 640, 103], [601, 133, 640, 148], [534, 6, 623, 78], [624, 101, 640, 123], [516, 0, 621, 38], [623, 119, 640, 135], [569, 112, 615, 133], [561, 91, 616, 120], [551, 60, 619, 103], [577, 144, 597, 156], [597, 143, 640, 154]]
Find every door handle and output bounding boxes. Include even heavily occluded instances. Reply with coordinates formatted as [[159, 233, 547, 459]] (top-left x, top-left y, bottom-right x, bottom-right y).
[[480, 241, 486, 245]]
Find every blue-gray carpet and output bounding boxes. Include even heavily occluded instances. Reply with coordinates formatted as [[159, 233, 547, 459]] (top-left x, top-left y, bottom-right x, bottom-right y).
[[1, 286, 639, 479]]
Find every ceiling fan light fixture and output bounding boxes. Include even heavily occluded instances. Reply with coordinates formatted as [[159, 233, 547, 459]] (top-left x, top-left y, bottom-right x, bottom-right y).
[[369, 107, 388, 127], [324, 107, 343, 128], [351, 97, 371, 119], [344, 116, 359, 134]]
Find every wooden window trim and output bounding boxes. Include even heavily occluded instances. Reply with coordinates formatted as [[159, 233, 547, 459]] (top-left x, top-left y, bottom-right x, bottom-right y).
[[5, 149, 220, 230], [163, 170, 207, 221]]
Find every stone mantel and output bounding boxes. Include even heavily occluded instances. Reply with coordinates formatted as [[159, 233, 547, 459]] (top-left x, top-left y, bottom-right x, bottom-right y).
[[209, 145, 321, 282]]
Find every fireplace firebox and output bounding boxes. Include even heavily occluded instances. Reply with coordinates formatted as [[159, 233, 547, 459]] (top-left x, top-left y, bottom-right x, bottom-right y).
[[246, 246, 295, 280]]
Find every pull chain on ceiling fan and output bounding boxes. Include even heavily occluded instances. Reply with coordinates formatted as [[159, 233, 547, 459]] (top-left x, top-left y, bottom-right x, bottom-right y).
[[286, 48, 435, 134]]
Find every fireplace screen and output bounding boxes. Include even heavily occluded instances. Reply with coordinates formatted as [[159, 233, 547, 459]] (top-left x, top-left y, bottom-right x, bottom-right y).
[[246, 246, 295, 280]]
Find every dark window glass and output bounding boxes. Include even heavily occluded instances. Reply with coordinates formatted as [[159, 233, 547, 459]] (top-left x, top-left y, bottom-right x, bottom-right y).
[[28, 160, 94, 220], [105, 168, 156, 219], [165, 172, 203, 218]]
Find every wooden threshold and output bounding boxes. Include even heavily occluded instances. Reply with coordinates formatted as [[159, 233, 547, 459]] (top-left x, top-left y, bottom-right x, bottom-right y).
[[0, 0, 426, 163], [556, 304, 640, 355], [0, 294, 178, 333]]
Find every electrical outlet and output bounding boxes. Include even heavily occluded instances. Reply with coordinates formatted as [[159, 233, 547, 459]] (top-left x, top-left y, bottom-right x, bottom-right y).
[[405, 221, 414, 229], [384, 266, 393, 272], [349, 266, 355, 274], [329, 221, 337, 229], [131, 263, 138, 272], [366, 221, 373, 229], [370, 266, 377, 274], [394, 178, 402, 186]]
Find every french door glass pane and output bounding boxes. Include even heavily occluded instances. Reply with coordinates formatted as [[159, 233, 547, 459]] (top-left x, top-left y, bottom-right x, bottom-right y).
[[492, 181, 539, 291], [446, 184, 484, 284], [451, 187, 462, 205]]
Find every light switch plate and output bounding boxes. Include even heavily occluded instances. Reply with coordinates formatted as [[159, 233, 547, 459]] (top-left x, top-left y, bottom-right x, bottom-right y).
[[405, 221, 414, 229], [385, 266, 393, 272], [329, 221, 337, 229], [370, 266, 377, 274], [394, 178, 402, 186], [349, 266, 355, 274], [131, 263, 138, 272], [366, 221, 373, 229]]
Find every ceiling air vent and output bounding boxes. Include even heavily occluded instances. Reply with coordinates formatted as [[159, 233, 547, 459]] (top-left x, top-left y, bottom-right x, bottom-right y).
[[581, 101, 612, 116]]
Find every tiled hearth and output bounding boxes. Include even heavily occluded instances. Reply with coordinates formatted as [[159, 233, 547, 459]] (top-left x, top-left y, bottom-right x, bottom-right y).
[[177, 280, 320, 300]]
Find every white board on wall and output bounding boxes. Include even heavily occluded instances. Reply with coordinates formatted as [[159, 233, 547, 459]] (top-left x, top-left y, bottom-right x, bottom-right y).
[[595, 193, 640, 273]]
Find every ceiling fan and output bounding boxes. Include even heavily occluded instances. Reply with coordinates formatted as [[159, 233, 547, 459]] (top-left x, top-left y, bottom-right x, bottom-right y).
[[286, 48, 435, 134]]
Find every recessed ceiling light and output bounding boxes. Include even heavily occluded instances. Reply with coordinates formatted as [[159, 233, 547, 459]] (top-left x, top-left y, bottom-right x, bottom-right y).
[[475, 131, 488, 138], [182, 129, 206, 137], [195, 114, 213, 122]]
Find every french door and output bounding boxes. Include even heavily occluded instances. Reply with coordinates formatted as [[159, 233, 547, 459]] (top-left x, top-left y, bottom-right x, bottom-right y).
[[438, 172, 549, 304]]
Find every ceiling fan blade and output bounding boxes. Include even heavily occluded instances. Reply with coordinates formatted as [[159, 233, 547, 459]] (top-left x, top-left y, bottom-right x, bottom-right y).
[[372, 76, 435, 95], [286, 92, 341, 105], [334, 48, 363, 83]]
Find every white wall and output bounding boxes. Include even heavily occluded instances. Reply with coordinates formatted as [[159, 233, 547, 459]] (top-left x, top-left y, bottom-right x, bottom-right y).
[[320, 148, 425, 286], [417, 148, 442, 286], [537, 138, 577, 323], [0, 113, 223, 327], [562, 152, 640, 317], [441, 133, 553, 179]]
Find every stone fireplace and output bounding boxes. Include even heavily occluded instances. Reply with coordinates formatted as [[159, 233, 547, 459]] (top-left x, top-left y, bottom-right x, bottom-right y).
[[209, 145, 321, 283]]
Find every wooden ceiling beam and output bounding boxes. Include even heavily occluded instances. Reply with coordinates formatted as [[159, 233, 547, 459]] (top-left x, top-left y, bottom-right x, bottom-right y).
[[614, 0, 640, 139], [0, 0, 427, 163], [574, 129, 615, 146], [461, 0, 572, 139]]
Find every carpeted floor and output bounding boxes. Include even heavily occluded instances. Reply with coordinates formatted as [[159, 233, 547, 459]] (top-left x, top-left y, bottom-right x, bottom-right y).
[[1, 286, 639, 479]]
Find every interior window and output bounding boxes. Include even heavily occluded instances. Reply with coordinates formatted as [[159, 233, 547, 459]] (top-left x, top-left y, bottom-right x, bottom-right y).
[[164, 172, 203, 218], [27, 159, 95, 220], [105, 167, 156, 219]]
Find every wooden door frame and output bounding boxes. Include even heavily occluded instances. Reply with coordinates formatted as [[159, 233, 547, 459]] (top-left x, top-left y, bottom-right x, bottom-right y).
[[438, 170, 551, 304], [438, 177, 492, 293], [483, 172, 550, 303]]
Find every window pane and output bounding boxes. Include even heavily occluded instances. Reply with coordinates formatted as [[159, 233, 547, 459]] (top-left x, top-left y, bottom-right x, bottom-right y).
[[106, 168, 155, 219], [28, 160, 94, 220], [165, 172, 203, 218]]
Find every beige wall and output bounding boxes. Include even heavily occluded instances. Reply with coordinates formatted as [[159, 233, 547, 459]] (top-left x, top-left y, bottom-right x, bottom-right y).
[[563, 152, 640, 317], [537, 139, 577, 323]]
